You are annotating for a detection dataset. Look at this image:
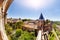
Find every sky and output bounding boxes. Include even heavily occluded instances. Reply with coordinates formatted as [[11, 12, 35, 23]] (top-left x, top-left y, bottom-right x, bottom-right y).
[[7, 0, 60, 21]]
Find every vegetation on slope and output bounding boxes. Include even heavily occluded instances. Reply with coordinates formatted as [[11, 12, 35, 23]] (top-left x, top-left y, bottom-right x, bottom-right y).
[[53, 23, 60, 39], [5, 21, 35, 40]]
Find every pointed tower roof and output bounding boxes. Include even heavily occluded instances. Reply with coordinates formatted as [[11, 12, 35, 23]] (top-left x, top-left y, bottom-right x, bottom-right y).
[[39, 13, 44, 20]]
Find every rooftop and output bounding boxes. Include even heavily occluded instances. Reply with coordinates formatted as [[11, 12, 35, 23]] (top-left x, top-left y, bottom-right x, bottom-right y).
[[39, 13, 44, 20]]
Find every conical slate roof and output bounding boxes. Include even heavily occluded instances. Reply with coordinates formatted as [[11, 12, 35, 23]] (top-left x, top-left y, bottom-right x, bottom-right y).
[[39, 13, 44, 20]]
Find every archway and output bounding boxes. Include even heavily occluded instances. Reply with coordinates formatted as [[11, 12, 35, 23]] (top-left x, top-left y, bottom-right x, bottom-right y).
[[0, 0, 13, 40]]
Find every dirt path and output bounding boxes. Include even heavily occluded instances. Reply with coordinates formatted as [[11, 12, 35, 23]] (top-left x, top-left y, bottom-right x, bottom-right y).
[[36, 30, 42, 40], [56, 25, 60, 30]]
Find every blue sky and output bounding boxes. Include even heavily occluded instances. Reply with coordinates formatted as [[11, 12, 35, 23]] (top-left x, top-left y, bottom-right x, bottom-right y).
[[7, 0, 60, 21]]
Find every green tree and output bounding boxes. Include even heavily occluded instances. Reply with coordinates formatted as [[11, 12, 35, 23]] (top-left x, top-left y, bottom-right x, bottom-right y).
[[52, 23, 56, 31], [5, 24, 13, 35], [15, 29, 23, 37], [11, 29, 23, 40], [15, 21, 24, 29], [18, 31, 35, 40], [22, 19, 31, 22]]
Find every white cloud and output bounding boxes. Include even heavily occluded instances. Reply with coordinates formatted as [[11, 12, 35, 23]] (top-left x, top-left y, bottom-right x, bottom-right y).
[[14, 0, 56, 9]]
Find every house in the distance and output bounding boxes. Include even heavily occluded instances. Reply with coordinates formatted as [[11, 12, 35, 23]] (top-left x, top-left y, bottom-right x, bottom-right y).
[[7, 18, 21, 23]]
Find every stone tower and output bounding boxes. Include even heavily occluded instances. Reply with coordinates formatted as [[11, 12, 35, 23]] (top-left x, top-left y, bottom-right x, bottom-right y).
[[36, 13, 45, 40], [39, 13, 44, 20], [38, 13, 45, 30]]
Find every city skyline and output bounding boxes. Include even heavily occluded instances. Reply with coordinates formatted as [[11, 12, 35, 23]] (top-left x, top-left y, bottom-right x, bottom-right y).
[[7, 0, 60, 21]]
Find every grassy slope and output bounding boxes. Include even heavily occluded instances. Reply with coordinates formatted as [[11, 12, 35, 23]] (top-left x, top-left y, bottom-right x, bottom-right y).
[[48, 23, 60, 40]]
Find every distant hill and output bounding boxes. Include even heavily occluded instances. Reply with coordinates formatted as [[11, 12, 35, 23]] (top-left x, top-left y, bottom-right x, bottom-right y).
[[53, 21, 60, 25]]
